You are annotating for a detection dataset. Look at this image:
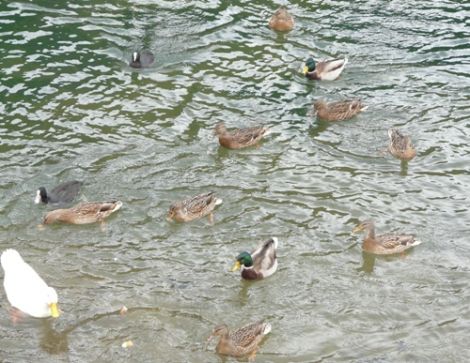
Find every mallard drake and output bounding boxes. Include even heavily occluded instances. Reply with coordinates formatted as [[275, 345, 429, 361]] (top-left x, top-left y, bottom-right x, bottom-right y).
[[353, 220, 422, 255], [388, 128, 417, 161], [129, 50, 154, 68], [1, 249, 59, 318], [206, 320, 271, 361], [303, 57, 348, 81], [35, 180, 82, 205], [231, 238, 278, 280], [313, 100, 367, 121], [215, 123, 269, 149], [268, 6, 294, 32], [43, 201, 122, 225], [167, 192, 222, 223]]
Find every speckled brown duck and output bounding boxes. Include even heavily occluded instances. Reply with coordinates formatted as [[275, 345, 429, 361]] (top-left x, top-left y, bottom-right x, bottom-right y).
[[206, 320, 271, 361], [388, 128, 417, 161], [313, 99, 367, 121], [167, 192, 222, 223], [215, 123, 269, 149], [268, 6, 294, 32], [43, 201, 122, 225], [353, 220, 422, 255]]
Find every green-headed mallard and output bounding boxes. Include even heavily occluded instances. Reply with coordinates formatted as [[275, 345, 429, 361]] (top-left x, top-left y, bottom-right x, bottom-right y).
[[167, 192, 222, 223], [206, 320, 271, 361], [129, 50, 154, 68], [388, 128, 417, 161], [353, 220, 422, 255], [43, 201, 122, 225], [215, 123, 269, 149], [269, 6, 294, 32], [303, 57, 348, 81], [313, 100, 367, 121], [1, 249, 59, 318], [231, 237, 278, 280]]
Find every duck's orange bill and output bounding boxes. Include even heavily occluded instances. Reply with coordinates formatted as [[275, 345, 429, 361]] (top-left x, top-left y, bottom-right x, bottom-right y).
[[50, 303, 60, 318]]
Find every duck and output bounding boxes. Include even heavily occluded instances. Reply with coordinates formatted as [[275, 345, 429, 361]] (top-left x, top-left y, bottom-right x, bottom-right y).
[[388, 128, 417, 161], [1, 249, 59, 318], [167, 192, 222, 223], [43, 201, 123, 225], [303, 57, 348, 81], [129, 50, 154, 68], [231, 237, 278, 280], [35, 180, 82, 205], [206, 320, 271, 361], [215, 123, 269, 149], [352, 220, 422, 255], [313, 99, 367, 121], [268, 6, 294, 32]]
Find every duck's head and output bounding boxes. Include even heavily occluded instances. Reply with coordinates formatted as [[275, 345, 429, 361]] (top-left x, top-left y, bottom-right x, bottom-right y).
[[46, 287, 60, 318], [35, 187, 47, 204], [214, 122, 227, 136], [231, 251, 253, 272], [303, 57, 316, 75], [313, 100, 326, 112], [1, 248, 23, 270], [353, 220, 375, 233], [205, 324, 229, 349], [166, 204, 178, 221]]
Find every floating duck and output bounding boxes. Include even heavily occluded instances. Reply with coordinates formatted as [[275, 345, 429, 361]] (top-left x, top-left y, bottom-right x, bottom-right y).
[[388, 128, 417, 161], [313, 100, 367, 121], [1, 249, 59, 318], [303, 57, 348, 81], [206, 320, 271, 361], [268, 6, 294, 32], [167, 192, 222, 223], [231, 238, 278, 280], [215, 123, 269, 149], [35, 180, 82, 205], [353, 220, 422, 255], [129, 50, 154, 68], [43, 201, 122, 225]]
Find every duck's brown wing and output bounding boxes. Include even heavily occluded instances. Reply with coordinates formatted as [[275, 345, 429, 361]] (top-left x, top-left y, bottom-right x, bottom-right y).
[[230, 321, 266, 347], [184, 192, 216, 214], [231, 127, 267, 145], [377, 234, 417, 249]]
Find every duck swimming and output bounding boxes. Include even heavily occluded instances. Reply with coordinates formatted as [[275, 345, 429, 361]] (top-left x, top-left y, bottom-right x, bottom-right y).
[[231, 237, 278, 280], [1, 249, 59, 318], [353, 220, 422, 255], [167, 192, 222, 223], [303, 57, 348, 81], [43, 201, 122, 225], [206, 320, 271, 361], [388, 128, 417, 161], [269, 6, 294, 32], [215, 123, 269, 149], [313, 100, 367, 121]]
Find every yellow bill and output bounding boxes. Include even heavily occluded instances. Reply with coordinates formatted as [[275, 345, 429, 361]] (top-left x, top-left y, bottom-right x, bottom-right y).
[[50, 302, 60, 318], [302, 65, 309, 75], [230, 260, 241, 272]]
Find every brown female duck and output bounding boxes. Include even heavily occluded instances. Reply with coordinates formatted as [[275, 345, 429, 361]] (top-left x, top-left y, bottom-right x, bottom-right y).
[[388, 128, 417, 161], [206, 320, 271, 361], [353, 220, 422, 255], [313, 100, 367, 121], [215, 123, 269, 149], [43, 201, 122, 225], [167, 192, 222, 223], [269, 6, 294, 32], [231, 238, 278, 280]]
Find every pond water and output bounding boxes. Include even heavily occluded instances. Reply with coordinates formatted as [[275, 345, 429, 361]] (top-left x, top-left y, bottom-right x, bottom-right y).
[[0, 1, 469, 362]]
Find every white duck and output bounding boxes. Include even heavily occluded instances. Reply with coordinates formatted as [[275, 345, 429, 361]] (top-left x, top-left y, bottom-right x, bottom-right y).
[[1, 249, 60, 318]]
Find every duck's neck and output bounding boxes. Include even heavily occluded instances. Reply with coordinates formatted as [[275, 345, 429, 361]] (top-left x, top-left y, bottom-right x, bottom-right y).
[[365, 224, 376, 240]]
